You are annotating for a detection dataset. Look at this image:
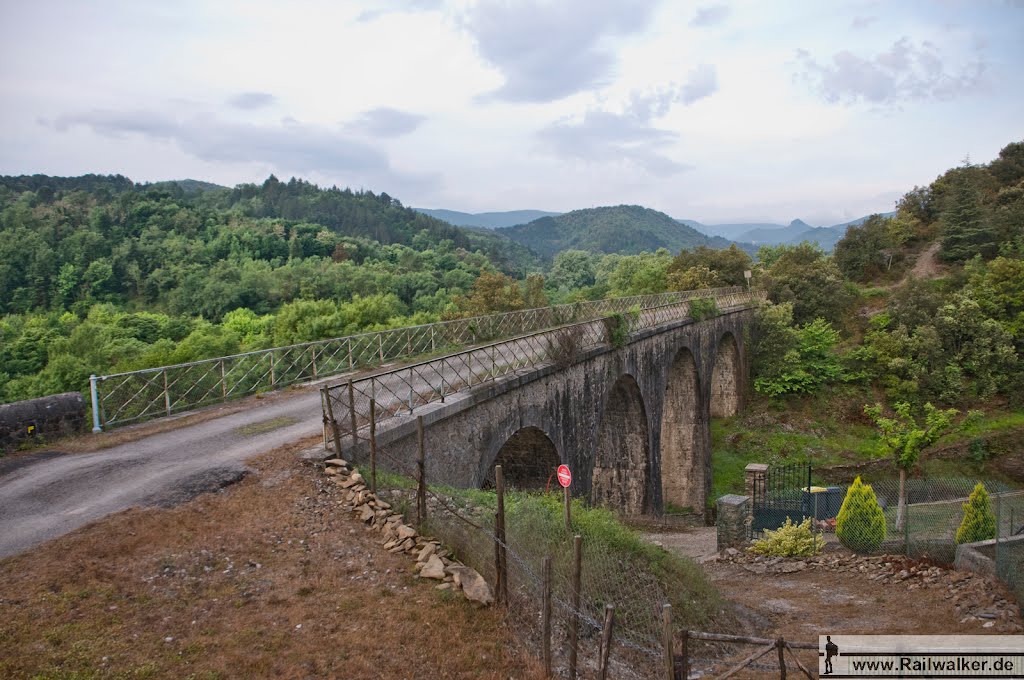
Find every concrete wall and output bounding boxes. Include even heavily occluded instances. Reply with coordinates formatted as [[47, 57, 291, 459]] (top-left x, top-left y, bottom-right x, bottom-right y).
[[344, 308, 753, 515], [0, 392, 86, 452]]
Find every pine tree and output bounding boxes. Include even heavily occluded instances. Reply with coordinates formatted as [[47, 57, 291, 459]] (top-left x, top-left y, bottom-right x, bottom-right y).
[[940, 170, 995, 262], [836, 477, 887, 554], [956, 483, 996, 544]]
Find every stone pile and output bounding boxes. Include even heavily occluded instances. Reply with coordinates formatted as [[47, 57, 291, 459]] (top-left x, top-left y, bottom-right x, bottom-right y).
[[323, 458, 494, 606], [719, 549, 1021, 630]]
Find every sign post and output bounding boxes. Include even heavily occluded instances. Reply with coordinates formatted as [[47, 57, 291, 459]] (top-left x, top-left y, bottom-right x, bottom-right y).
[[558, 464, 572, 532]]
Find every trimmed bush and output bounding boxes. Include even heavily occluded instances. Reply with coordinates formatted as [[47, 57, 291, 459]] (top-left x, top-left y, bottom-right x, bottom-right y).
[[836, 477, 886, 554], [749, 517, 824, 557], [956, 483, 996, 545]]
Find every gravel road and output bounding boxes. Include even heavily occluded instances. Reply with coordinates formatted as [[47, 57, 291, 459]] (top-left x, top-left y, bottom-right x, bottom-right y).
[[0, 390, 324, 559]]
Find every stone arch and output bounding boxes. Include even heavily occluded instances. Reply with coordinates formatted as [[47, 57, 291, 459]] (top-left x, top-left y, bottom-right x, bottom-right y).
[[710, 332, 740, 418], [660, 347, 704, 512], [591, 374, 651, 515], [484, 426, 560, 490]]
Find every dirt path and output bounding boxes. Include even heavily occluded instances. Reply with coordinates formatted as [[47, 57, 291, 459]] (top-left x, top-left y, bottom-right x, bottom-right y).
[[908, 241, 943, 280], [0, 443, 532, 679]]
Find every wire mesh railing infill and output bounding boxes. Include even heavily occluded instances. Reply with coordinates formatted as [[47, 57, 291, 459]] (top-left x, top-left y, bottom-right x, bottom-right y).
[[90, 286, 746, 430]]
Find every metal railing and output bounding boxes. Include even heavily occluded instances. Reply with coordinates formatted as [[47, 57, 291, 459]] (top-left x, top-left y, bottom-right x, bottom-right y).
[[323, 289, 765, 451], [89, 286, 746, 431]]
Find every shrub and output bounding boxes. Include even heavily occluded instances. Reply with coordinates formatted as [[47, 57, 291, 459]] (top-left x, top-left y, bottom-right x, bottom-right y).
[[749, 517, 824, 557], [689, 297, 719, 321], [603, 313, 629, 348], [836, 477, 887, 554], [548, 327, 583, 368], [956, 483, 996, 545]]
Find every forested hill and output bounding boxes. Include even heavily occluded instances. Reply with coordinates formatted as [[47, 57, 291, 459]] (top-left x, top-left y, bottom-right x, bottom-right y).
[[496, 205, 746, 258]]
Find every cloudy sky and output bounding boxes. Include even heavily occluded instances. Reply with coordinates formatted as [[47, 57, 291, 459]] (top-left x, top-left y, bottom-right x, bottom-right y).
[[1, 1, 1022, 225]]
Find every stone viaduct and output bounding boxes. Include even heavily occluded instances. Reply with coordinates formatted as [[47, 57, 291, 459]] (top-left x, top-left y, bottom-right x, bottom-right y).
[[338, 307, 753, 516]]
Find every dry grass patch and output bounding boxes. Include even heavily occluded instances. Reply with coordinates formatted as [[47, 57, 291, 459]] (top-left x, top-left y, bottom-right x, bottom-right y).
[[0, 439, 534, 679]]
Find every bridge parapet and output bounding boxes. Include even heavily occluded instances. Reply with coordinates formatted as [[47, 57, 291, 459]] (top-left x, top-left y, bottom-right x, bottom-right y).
[[323, 289, 765, 454]]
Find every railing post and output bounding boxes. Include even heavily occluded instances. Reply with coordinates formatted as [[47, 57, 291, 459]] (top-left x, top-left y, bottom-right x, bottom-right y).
[[378, 334, 385, 364], [408, 367, 414, 412], [430, 324, 436, 353], [347, 338, 354, 371], [369, 399, 377, 495], [598, 604, 615, 680], [89, 375, 102, 433], [220, 359, 227, 398], [163, 369, 171, 416], [310, 346, 317, 379], [270, 351, 277, 387], [495, 464, 508, 606]]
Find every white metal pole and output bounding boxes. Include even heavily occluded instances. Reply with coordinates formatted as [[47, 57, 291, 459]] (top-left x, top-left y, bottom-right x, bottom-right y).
[[89, 375, 102, 433]]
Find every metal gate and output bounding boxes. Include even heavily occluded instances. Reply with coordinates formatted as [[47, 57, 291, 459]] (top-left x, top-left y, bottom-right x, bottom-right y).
[[750, 462, 812, 536]]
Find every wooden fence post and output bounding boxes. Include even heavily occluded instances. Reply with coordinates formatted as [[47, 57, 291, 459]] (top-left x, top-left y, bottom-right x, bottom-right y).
[[542, 556, 552, 677], [569, 534, 582, 679], [417, 416, 426, 526], [777, 638, 787, 680], [662, 604, 674, 680], [347, 381, 358, 451], [598, 604, 615, 680], [322, 386, 343, 459], [680, 630, 689, 680], [369, 399, 377, 495], [494, 464, 508, 606]]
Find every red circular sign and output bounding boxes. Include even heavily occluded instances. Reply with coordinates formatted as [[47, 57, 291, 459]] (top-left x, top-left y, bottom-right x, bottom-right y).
[[556, 464, 572, 488]]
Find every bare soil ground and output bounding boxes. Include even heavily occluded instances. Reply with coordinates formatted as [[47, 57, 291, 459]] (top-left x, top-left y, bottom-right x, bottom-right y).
[[643, 526, 1021, 675], [0, 442, 536, 679]]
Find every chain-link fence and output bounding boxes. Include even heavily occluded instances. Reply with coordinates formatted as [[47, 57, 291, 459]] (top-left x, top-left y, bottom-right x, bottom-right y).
[[91, 286, 745, 430], [358, 433, 815, 679], [781, 475, 1024, 605]]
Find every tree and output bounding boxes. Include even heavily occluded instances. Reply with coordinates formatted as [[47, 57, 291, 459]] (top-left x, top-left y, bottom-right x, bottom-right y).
[[668, 244, 752, 286], [863, 402, 959, 531], [833, 214, 897, 282], [939, 170, 996, 262], [522, 274, 549, 309], [757, 242, 852, 325], [835, 477, 887, 554], [956, 483, 996, 545], [457, 271, 524, 316], [550, 250, 596, 290]]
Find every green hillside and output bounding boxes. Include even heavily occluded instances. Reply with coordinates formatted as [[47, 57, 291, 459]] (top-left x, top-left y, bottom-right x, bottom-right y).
[[496, 204, 744, 258]]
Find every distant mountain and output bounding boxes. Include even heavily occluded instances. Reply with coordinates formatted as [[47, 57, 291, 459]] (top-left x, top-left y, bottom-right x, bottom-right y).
[[681, 211, 897, 251], [414, 208, 561, 229], [496, 205, 746, 258], [681, 220, 788, 241]]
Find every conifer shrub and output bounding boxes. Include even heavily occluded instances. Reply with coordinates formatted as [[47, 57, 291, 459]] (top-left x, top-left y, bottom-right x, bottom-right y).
[[956, 483, 996, 545], [836, 477, 886, 554], [749, 517, 824, 557]]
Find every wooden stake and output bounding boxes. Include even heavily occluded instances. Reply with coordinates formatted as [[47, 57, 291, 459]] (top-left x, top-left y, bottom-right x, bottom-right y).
[[369, 399, 377, 495], [495, 464, 508, 606], [563, 484, 572, 532], [542, 556, 552, 677], [416, 416, 426, 526], [322, 386, 343, 459], [785, 643, 814, 680], [716, 642, 776, 680], [598, 604, 615, 680], [347, 380, 358, 452], [568, 534, 582, 679], [777, 638, 787, 680], [680, 629, 689, 680], [662, 604, 674, 680]]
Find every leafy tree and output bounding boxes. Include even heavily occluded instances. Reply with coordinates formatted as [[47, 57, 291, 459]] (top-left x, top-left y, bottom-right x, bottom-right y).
[[834, 214, 899, 282], [523, 274, 549, 309], [863, 402, 959, 531], [836, 477, 887, 554], [668, 244, 752, 286], [956, 483, 996, 545], [457, 271, 524, 316], [550, 250, 596, 290], [756, 242, 852, 325], [751, 303, 843, 396]]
